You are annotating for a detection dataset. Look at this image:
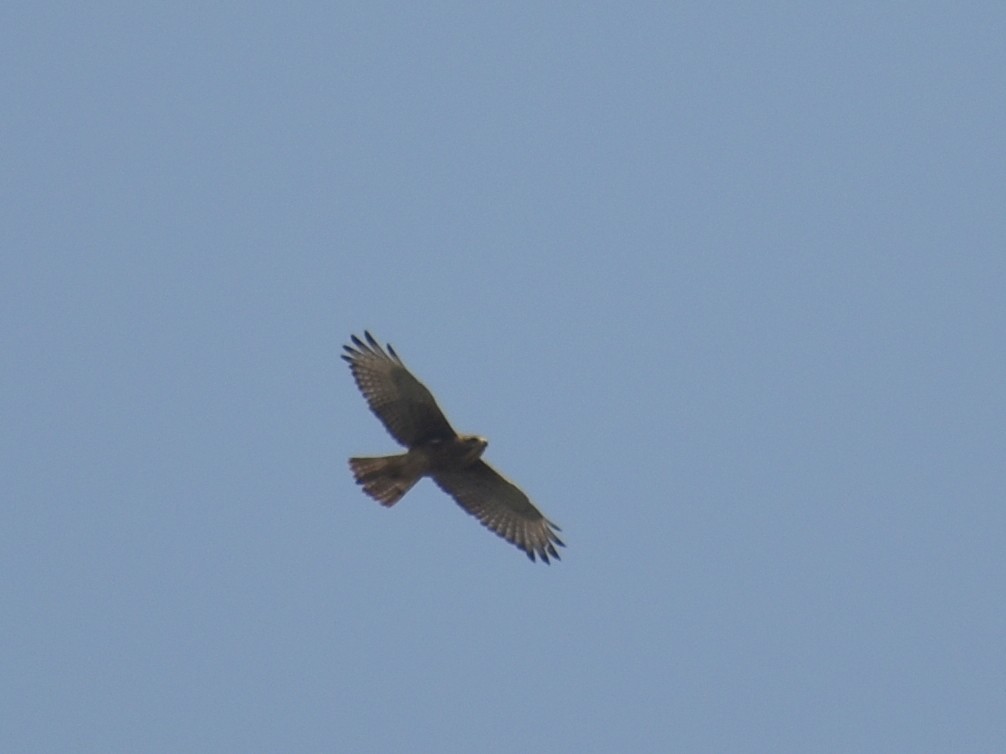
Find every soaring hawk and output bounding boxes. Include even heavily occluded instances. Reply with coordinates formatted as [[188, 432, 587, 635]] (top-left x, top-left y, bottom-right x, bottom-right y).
[[343, 332, 564, 564]]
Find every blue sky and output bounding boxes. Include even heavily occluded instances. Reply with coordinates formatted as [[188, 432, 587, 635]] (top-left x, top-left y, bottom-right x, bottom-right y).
[[3, 3, 1004, 752]]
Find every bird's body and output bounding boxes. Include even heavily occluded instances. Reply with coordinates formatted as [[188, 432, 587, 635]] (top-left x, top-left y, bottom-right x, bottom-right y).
[[342, 332, 563, 563], [348, 434, 487, 506]]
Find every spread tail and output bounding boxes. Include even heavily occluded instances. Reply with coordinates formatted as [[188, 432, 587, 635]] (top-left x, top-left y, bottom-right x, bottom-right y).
[[349, 454, 421, 507]]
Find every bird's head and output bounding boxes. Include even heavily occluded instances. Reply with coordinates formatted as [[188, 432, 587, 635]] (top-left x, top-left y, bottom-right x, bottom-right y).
[[460, 434, 488, 462]]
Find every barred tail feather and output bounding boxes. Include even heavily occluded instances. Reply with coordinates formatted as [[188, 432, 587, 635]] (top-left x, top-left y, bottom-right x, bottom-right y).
[[349, 455, 420, 507]]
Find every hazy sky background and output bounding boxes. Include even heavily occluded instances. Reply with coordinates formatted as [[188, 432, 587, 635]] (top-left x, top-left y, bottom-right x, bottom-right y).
[[4, 3, 1004, 752]]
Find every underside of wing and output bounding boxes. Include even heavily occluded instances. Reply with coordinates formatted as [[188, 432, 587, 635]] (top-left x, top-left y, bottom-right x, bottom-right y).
[[343, 332, 456, 447], [432, 460, 564, 563]]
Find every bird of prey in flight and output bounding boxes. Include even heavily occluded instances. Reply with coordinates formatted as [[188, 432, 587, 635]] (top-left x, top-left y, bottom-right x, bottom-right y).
[[343, 332, 564, 563]]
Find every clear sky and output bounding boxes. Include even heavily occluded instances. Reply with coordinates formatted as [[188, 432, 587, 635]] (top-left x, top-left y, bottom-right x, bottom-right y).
[[3, 3, 1004, 752]]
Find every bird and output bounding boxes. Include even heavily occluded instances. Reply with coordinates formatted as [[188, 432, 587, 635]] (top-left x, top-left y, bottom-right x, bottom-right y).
[[342, 331, 564, 563]]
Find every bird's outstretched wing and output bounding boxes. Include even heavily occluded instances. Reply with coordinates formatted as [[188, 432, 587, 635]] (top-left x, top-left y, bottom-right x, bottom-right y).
[[432, 461, 564, 563], [342, 332, 456, 447]]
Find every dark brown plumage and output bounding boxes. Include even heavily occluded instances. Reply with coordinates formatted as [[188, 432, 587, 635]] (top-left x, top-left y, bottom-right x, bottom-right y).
[[342, 332, 564, 563]]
